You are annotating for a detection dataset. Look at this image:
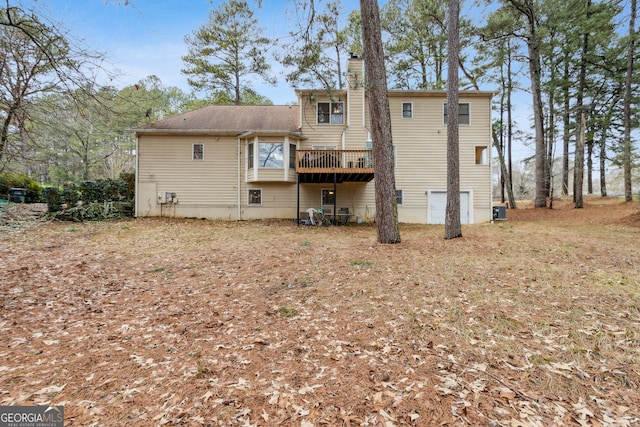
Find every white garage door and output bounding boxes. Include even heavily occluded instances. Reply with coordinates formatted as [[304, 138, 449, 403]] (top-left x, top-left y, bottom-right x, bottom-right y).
[[428, 191, 470, 224]]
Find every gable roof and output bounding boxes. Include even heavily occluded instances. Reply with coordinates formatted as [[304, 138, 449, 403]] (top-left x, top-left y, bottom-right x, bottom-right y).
[[132, 104, 301, 136]]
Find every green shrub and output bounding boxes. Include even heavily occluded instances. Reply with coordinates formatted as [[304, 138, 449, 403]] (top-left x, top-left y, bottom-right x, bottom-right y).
[[0, 173, 43, 202], [63, 185, 81, 207], [49, 176, 134, 221], [43, 187, 62, 213], [119, 172, 135, 202]]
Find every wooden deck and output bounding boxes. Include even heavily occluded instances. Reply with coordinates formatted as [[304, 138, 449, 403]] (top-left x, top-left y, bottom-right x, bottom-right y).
[[296, 150, 374, 183]]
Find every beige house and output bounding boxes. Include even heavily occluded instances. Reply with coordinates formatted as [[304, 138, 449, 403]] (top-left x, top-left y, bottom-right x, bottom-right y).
[[133, 56, 494, 224]]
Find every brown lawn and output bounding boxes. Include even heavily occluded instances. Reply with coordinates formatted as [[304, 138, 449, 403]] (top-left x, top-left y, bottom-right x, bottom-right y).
[[1, 197, 639, 426]]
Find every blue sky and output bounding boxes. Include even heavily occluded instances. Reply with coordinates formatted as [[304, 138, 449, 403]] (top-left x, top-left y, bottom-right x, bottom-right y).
[[28, 0, 365, 105]]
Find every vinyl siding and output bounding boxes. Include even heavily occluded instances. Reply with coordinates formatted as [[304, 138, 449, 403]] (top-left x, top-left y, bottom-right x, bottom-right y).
[[299, 95, 347, 149], [388, 94, 492, 224], [137, 135, 239, 218], [239, 182, 299, 219]]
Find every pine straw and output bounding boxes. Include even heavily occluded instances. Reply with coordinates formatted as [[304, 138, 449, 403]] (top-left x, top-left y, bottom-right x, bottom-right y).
[[1, 197, 639, 426]]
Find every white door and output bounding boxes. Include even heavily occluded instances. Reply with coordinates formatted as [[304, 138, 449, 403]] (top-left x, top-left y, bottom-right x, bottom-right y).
[[428, 191, 470, 224]]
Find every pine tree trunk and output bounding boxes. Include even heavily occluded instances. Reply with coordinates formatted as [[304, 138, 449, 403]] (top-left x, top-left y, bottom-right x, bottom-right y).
[[575, 111, 585, 208], [445, 0, 462, 239], [360, 0, 401, 244], [562, 56, 571, 196], [587, 133, 593, 195], [623, 0, 636, 202], [574, 0, 590, 209], [506, 42, 515, 205], [599, 127, 607, 197], [508, 0, 547, 208], [492, 126, 517, 209]]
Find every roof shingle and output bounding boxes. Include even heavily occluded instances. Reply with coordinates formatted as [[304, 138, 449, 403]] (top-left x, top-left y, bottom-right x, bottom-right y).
[[135, 104, 300, 134]]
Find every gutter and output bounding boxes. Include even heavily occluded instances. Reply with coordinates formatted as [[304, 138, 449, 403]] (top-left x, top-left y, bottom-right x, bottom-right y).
[[237, 137, 241, 221], [134, 135, 139, 218], [132, 129, 307, 139]]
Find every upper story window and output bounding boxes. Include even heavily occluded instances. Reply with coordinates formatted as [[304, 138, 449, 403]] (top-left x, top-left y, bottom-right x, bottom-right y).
[[193, 143, 204, 160], [443, 103, 470, 125], [259, 142, 284, 168], [475, 146, 489, 165], [317, 102, 344, 124], [402, 102, 413, 119]]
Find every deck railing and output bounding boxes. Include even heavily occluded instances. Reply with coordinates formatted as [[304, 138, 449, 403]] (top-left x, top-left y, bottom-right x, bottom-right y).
[[296, 150, 374, 173]]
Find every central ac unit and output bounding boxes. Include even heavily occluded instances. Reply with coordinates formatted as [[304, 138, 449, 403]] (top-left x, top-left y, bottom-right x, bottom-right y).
[[493, 206, 507, 221]]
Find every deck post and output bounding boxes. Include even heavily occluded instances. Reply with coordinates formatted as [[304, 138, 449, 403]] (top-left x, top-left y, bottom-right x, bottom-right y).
[[297, 174, 300, 226], [333, 173, 337, 226]]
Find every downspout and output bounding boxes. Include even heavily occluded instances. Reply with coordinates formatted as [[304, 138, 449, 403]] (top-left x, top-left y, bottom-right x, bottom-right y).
[[489, 99, 494, 223], [343, 91, 350, 149], [134, 134, 139, 217], [237, 137, 241, 221], [360, 63, 371, 140], [362, 91, 370, 139]]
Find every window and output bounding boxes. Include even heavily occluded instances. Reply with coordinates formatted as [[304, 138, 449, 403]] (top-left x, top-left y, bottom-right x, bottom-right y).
[[475, 146, 488, 165], [247, 143, 254, 168], [321, 188, 335, 206], [248, 189, 262, 205], [289, 144, 297, 169], [317, 102, 344, 124], [402, 102, 413, 119], [396, 189, 404, 206], [193, 143, 204, 160], [259, 142, 283, 168], [393, 145, 397, 168], [443, 103, 470, 125]]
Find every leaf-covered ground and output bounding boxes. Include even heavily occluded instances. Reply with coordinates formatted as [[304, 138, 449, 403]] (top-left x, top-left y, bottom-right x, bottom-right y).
[[1, 197, 639, 426]]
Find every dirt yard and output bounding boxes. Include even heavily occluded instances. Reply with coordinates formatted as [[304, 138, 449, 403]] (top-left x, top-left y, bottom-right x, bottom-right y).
[[1, 197, 639, 426]]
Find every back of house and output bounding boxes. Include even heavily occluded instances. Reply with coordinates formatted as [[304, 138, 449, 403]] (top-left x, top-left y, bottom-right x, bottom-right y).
[[132, 55, 493, 224]]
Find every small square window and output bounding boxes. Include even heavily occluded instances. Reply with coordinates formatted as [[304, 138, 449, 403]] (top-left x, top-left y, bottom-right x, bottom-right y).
[[402, 102, 412, 119], [317, 102, 344, 124], [396, 189, 403, 206], [443, 103, 470, 125], [321, 188, 335, 206], [475, 146, 488, 165], [193, 143, 204, 160], [248, 189, 262, 206]]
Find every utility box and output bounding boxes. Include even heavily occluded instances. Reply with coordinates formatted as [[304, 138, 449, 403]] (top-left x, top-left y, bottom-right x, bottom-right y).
[[493, 205, 507, 221], [157, 192, 178, 204]]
